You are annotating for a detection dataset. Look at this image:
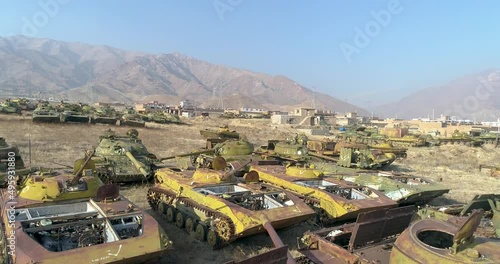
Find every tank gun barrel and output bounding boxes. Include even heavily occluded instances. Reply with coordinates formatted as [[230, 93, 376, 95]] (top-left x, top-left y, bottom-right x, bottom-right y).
[[124, 150, 149, 178], [308, 152, 339, 162], [159, 149, 215, 161], [71, 150, 94, 185], [260, 215, 296, 264]]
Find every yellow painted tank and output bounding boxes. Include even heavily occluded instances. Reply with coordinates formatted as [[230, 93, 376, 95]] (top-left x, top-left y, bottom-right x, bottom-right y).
[[248, 161, 397, 223], [147, 158, 315, 248]]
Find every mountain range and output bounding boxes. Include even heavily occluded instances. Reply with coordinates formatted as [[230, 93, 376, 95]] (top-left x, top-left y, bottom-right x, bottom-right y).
[[376, 70, 500, 121], [0, 35, 367, 114]]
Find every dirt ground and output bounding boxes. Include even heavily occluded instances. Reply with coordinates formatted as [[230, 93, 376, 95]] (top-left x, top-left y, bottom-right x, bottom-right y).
[[1, 114, 499, 263]]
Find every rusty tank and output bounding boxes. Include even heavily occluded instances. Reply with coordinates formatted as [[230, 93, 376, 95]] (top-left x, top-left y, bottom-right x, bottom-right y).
[[417, 194, 500, 238], [297, 208, 500, 264], [335, 171, 450, 206], [91, 129, 161, 183], [0, 152, 171, 263], [247, 160, 397, 224], [296, 206, 416, 264], [147, 157, 315, 249]]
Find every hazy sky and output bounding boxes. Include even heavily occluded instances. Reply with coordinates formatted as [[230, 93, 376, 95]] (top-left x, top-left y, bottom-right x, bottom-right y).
[[1, 0, 500, 109]]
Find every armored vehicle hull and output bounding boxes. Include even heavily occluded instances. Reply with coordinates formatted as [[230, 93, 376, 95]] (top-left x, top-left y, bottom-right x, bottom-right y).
[[32, 104, 60, 123], [148, 166, 315, 248], [0, 156, 171, 264], [297, 206, 416, 264], [417, 194, 500, 237], [249, 162, 397, 223], [92, 130, 159, 183], [60, 110, 90, 123], [0, 137, 26, 186], [0, 192, 170, 264], [200, 126, 240, 140], [297, 208, 500, 264], [91, 116, 118, 125], [337, 172, 450, 206]]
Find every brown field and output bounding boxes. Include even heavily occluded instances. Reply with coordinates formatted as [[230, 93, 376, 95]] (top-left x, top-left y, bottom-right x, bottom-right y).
[[1, 114, 500, 263]]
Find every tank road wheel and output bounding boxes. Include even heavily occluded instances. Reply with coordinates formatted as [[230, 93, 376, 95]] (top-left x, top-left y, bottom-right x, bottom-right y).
[[215, 220, 232, 242], [175, 212, 185, 228], [166, 207, 176, 223], [195, 224, 207, 241], [185, 217, 196, 237], [207, 229, 221, 248], [158, 202, 168, 215]]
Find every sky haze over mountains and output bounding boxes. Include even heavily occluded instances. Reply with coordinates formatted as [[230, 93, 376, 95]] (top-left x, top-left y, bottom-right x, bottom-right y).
[[0, 0, 499, 119]]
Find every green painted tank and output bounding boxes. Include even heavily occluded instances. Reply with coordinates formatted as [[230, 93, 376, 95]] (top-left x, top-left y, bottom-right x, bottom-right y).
[[200, 125, 241, 140], [91, 129, 160, 183], [120, 107, 145, 127], [334, 171, 450, 206], [90, 105, 119, 125], [0, 99, 21, 114], [32, 102, 61, 123], [0, 137, 28, 186]]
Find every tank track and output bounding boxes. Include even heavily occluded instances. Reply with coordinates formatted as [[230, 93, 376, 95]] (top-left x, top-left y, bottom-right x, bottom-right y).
[[147, 186, 236, 249]]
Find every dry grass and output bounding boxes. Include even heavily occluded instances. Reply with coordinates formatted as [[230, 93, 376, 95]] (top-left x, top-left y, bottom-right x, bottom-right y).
[[1, 114, 500, 263]]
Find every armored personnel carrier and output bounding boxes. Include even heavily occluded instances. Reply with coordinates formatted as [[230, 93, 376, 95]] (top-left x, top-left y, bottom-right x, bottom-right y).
[[120, 107, 145, 127], [417, 194, 500, 238], [91, 129, 160, 183], [248, 161, 397, 224], [0, 153, 171, 263], [90, 105, 119, 125], [58, 102, 90, 123], [336, 171, 450, 206], [297, 207, 500, 264], [147, 158, 315, 249], [32, 102, 61, 123], [0, 100, 21, 114]]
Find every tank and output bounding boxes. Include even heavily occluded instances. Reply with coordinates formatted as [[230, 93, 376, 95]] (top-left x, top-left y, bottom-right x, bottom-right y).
[[0, 137, 27, 186], [200, 125, 241, 140], [297, 208, 500, 264], [416, 194, 500, 238], [386, 134, 428, 147], [147, 158, 315, 249], [11, 98, 37, 111], [0, 154, 171, 263], [90, 105, 119, 125], [335, 171, 450, 206], [296, 206, 417, 264], [437, 130, 482, 146], [161, 138, 255, 167], [310, 147, 397, 170], [142, 111, 183, 124], [247, 160, 397, 224], [58, 102, 90, 123], [120, 107, 145, 127], [472, 131, 499, 146], [0, 99, 21, 114], [32, 102, 61, 123], [391, 210, 500, 264], [91, 129, 160, 183], [258, 139, 310, 162]]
